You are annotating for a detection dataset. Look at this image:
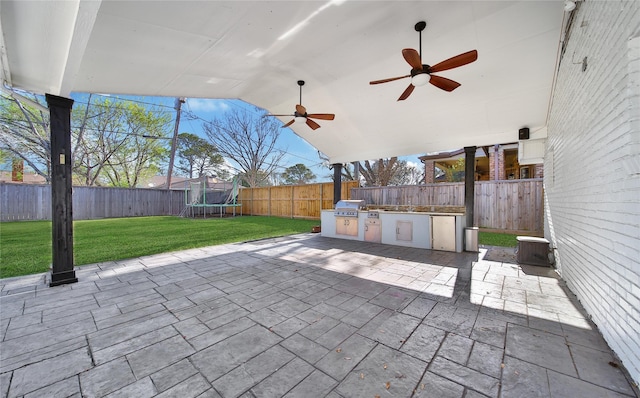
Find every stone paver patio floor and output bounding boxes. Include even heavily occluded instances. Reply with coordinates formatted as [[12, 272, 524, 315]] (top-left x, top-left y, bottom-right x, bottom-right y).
[[1, 234, 637, 397]]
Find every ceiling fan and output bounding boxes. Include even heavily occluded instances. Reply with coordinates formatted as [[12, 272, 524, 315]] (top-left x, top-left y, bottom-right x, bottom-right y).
[[266, 80, 335, 130], [370, 21, 478, 101]]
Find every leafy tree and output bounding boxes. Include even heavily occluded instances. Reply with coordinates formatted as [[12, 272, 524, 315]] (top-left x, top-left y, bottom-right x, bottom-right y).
[[176, 132, 223, 178], [1, 93, 172, 187], [0, 94, 51, 181], [281, 163, 316, 185], [442, 158, 465, 182], [99, 102, 171, 187], [72, 98, 131, 186], [203, 107, 285, 188]]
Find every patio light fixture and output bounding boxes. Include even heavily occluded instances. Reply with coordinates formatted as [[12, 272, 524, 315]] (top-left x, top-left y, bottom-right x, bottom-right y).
[[564, 1, 576, 12]]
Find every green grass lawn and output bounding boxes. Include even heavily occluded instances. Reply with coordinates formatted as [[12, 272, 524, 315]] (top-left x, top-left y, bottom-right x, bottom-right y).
[[0, 216, 319, 278], [1, 216, 519, 279], [479, 230, 519, 248]]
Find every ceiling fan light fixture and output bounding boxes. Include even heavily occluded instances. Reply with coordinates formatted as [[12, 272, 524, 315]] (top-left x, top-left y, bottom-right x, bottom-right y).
[[412, 73, 430, 87], [295, 116, 307, 124]]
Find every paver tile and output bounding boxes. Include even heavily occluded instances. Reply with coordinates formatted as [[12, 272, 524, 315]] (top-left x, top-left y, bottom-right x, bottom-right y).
[[505, 323, 577, 377], [150, 358, 199, 393], [23, 376, 81, 398], [104, 376, 157, 398], [250, 357, 315, 398], [335, 344, 427, 398], [155, 373, 212, 398], [79, 357, 135, 397], [283, 370, 337, 398], [8, 348, 92, 397], [211, 345, 295, 398], [126, 334, 196, 379], [413, 371, 465, 398], [280, 333, 330, 364], [548, 370, 633, 398], [191, 325, 282, 382], [569, 343, 635, 395], [437, 333, 474, 365], [429, 356, 499, 397], [399, 323, 446, 363], [500, 355, 549, 398], [467, 341, 504, 378]]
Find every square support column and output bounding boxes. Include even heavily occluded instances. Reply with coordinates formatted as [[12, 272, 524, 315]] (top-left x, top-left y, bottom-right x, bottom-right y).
[[46, 94, 77, 287], [332, 163, 342, 204], [464, 146, 476, 228]]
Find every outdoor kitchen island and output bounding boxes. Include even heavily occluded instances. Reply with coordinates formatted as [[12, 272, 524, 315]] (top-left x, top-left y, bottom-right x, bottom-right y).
[[321, 201, 466, 252]]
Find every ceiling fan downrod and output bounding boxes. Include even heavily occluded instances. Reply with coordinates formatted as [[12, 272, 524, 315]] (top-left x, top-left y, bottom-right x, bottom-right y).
[[415, 21, 426, 63], [297, 80, 305, 106]]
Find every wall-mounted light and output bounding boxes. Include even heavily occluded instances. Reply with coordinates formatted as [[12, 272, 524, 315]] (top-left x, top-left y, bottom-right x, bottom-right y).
[[564, 0, 576, 12]]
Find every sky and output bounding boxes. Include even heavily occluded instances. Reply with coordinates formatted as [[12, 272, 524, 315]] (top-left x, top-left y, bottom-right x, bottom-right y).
[[66, 93, 422, 183]]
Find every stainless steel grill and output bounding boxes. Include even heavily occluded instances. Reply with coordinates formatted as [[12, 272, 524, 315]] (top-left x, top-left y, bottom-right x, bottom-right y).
[[334, 200, 365, 217]]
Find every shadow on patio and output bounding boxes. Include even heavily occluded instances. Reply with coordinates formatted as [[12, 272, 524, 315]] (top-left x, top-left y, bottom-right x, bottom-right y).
[[0, 234, 637, 397]]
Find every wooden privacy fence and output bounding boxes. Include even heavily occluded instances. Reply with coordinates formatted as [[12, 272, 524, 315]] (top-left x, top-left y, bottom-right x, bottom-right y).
[[237, 181, 359, 219], [1, 179, 542, 233], [0, 183, 184, 221], [352, 179, 544, 233]]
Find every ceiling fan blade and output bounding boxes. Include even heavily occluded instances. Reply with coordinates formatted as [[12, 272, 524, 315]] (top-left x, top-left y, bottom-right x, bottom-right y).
[[306, 118, 321, 130], [267, 114, 293, 117], [281, 119, 295, 128], [369, 75, 411, 85], [429, 75, 461, 92], [397, 84, 415, 101], [307, 113, 335, 120], [296, 104, 307, 115], [429, 50, 478, 73], [402, 48, 423, 70]]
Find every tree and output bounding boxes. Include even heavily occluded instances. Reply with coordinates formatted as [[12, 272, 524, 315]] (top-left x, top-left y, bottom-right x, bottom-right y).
[[236, 170, 272, 187], [281, 163, 316, 185], [203, 107, 285, 188], [0, 94, 51, 181], [71, 98, 171, 187], [99, 102, 171, 187], [442, 158, 465, 182], [359, 157, 403, 186], [330, 158, 423, 186], [176, 132, 223, 178], [72, 98, 131, 186]]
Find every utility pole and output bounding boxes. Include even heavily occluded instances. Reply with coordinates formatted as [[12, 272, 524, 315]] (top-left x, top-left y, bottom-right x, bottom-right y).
[[166, 97, 185, 189]]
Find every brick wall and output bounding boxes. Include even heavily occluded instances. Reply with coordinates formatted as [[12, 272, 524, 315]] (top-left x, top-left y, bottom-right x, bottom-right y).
[[423, 160, 435, 183], [546, 1, 640, 385]]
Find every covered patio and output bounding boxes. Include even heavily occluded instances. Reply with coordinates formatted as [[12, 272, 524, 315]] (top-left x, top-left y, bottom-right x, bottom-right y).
[[1, 234, 635, 397], [2, 1, 639, 394]]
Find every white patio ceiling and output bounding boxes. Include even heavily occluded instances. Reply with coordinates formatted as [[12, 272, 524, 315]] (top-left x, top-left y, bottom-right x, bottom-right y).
[[0, 1, 565, 164]]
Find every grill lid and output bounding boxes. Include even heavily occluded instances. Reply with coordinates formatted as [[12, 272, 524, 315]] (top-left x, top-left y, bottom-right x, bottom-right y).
[[334, 200, 365, 217], [335, 200, 365, 210]]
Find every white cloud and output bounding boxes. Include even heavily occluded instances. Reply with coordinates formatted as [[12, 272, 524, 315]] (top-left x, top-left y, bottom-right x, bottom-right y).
[[187, 98, 230, 113]]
